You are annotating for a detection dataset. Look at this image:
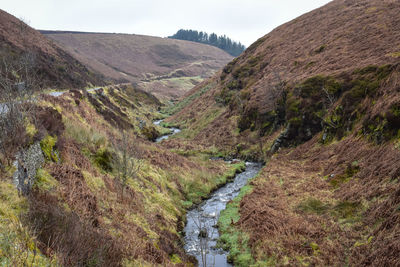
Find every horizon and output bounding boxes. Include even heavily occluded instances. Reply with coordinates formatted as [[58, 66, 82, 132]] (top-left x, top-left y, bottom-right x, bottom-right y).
[[1, 0, 332, 47]]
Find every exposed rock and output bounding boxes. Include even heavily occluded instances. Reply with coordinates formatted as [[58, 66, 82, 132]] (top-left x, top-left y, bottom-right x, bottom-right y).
[[270, 123, 290, 154], [141, 125, 160, 141], [13, 142, 44, 195]]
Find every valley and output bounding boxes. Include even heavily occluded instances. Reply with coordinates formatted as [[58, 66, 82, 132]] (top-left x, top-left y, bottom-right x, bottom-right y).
[[1, 0, 400, 266], [42, 31, 233, 100]]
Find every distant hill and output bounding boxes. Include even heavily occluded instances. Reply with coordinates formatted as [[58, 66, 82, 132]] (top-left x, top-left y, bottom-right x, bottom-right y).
[[42, 31, 233, 99], [169, 29, 246, 57], [0, 9, 104, 90]]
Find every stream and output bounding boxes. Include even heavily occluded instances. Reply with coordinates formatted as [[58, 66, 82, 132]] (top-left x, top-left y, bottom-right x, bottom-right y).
[[184, 162, 262, 267], [153, 119, 181, 142], [153, 119, 262, 266]]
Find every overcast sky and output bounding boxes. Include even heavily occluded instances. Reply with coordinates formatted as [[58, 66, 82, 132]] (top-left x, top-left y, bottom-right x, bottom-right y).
[[1, 0, 332, 47]]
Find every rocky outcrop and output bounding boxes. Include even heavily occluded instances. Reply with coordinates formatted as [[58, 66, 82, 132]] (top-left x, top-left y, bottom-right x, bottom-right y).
[[13, 142, 44, 195]]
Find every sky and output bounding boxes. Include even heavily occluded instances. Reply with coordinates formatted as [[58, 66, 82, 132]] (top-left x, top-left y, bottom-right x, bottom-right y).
[[0, 0, 332, 47]]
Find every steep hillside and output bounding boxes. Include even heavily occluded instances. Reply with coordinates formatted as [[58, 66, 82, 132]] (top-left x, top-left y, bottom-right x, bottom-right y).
[[168, 0, 400, 149], [42, 31, 233, 99], [0, 10, 104, 90], [0, 83, 245, 266], [166, 0, 400, 265]]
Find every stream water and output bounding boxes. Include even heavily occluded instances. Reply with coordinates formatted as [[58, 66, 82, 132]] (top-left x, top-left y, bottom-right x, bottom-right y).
[[153, 119, 262, 266], [153, 119, 181, 142], [184, 162, 262, 267]]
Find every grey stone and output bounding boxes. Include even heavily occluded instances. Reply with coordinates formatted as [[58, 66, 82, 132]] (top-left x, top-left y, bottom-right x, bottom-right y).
[[13, 142, 44, 195], [270, 123, 290, 153]]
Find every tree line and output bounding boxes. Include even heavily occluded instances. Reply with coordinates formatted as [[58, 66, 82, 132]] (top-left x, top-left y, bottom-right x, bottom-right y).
[[169, 29, 246, 57]]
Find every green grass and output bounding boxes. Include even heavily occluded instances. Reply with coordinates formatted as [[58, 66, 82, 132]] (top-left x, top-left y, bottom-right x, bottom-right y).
[[34, 168, 58, 192], [217, 184, 255, 266], [0, 181, 57, 266], [297, 198, 331, 215], [179, 107, 224, 139], [297, 197, 362, 223], [163, 81, 215, 115], [40, 135, 58, 162], [183, 161, 245, 206]]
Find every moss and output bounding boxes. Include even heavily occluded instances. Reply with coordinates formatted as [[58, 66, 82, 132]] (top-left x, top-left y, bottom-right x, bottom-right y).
[[297, 195, 361, 224], [349, 79, 380, 98], [217, 86, 236, 105], [388, 51, 400, 58], [170, 254, 182, 264], [183, 161, 245, 206], [297, 198, 331, 215], [362, 103, 400, 143], [0, 181, 56, 266], [330, 162, 359, 188], [309, 242, 320, 255], [305, 61, 315, 69], [321, 65, 395, 144], [163, 82, 214, 115], [34, 168, 58, 192], [227, 80, 242, 90], [82, 171, 105, 192], [141, 126, 160, 141], [248, 56, 262, 67], [65, 120, 108, 149], [315, 45, 326, 53], [354, 64, 393, 80], [347, 65, 392, 101], [238, 107, 259, 132], [40, 135, 58, 162], [286, 97, 300, 114], [94, 148, 113, 172], [354, 65, 379, 75], [332, 201, 361, 219], [217, 184, 256, 266], [181, 200, 193, 209], [25, 121, 37, 140], [296, 75, 342, 98]]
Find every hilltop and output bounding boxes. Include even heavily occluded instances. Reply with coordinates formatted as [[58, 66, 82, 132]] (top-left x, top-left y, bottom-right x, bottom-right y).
[[42, 31, 233, 99], [0, 10, 104, 90], [169, 29, 246, 56], [166, 0, 400, 265]]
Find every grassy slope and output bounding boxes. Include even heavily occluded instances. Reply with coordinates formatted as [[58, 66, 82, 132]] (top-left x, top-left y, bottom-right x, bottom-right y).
[[165, 0, 400, 266], [43, 31, 233, 100], [0, 85, 246, 266], [0, 10, 104, 90]]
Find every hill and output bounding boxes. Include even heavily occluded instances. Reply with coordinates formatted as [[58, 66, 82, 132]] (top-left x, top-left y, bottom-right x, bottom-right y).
[[0, 10, 104, 90], [0, 82, 245, 265], [169, 29, 246, 56], [42, 31, 233, 99], [165, 0, 400, 265]]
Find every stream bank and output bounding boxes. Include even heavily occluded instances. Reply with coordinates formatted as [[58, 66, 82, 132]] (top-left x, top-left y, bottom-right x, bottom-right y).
[[153, 119, 181, 142], [153, 119, 262, 266], [184, 162, 262, 267]]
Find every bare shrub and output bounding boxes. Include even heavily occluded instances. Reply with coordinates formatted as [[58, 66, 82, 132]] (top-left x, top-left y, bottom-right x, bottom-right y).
[[0, 47, 40, 171], [26, 191, 123, 266], [112, 131, 143, 199]]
